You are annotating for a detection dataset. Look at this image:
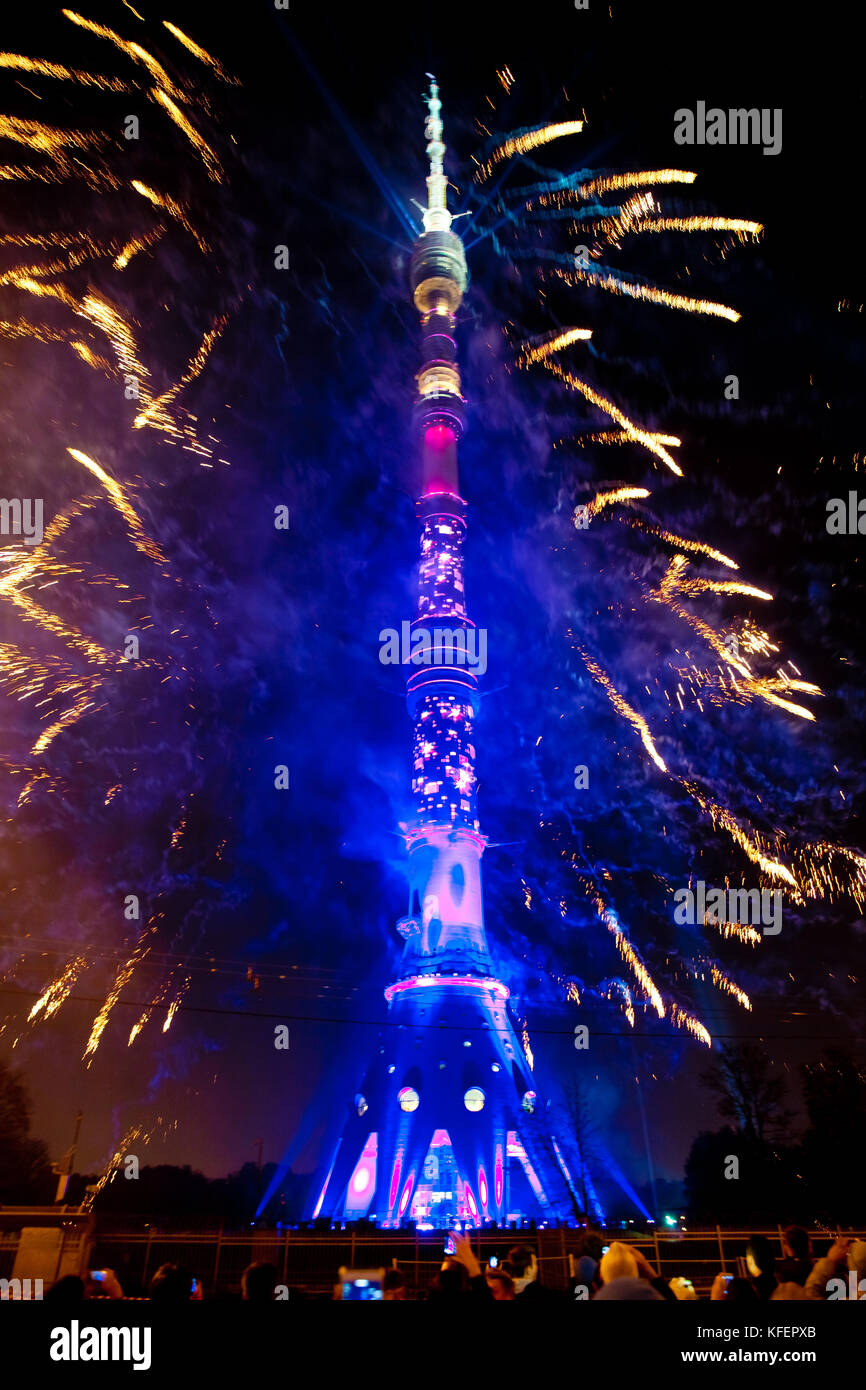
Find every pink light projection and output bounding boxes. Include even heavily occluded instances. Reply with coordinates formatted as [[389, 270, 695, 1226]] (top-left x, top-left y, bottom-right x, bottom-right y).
[[398, 1173, 415, 1217], [424, 423, 456, 450], [388, 1156, 402, 1212], [478, 1165, 489, 1213], [345, 1134, 377, 1216], [384, 973, 510, 1003]]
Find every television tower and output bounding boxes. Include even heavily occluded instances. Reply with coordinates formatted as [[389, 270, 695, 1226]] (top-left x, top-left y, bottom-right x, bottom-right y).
[[310, 80, 586, 1227]]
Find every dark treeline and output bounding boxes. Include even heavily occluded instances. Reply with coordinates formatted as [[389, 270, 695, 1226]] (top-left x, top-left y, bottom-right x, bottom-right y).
[[2, 1047, 864, 1225]]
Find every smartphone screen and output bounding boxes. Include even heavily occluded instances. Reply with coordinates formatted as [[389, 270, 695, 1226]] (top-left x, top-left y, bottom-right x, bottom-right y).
[[342, 1278, 382, 1301], [89, 1270, 106, 1283], [444, 1235, 456, 1255]]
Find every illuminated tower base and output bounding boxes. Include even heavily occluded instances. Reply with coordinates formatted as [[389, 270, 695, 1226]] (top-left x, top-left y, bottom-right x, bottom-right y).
[[311, 975, 570, 1227]]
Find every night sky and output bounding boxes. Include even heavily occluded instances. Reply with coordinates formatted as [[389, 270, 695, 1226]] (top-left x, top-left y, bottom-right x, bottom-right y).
[[1, 0, 863, 1216]]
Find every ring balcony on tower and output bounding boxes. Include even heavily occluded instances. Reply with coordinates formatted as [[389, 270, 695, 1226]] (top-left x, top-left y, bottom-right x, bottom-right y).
[[411, 230, 468, 315]]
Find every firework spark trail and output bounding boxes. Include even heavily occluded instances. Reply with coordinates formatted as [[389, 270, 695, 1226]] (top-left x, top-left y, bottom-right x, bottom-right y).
[[0, 53, 129, 90], [590, 894, 665, 1020], [625, 517, 739, 570], [529, 169, 698, 204], [545, 259, 741, 322], [475, 120, 585, 181], [582, 486, 651, 519], [0, 113, 106, 154], [532, 356, 683, 474], [602, 978, 635, 1027], [150, 88, 223, 182], [0, 489, 156, 756], [66, 450, 166, 563], [161, 21, 238, 85], [628, 214, 762, 239], [83, 916, 161, 1064], [572, 640, 668, 772], [647, 559, 820, 721], [517, 326, 592, 362], [2, 24, 232, 450], [572, 635, 808, 890], [709, 964, 752, 1011], [79, 1115, 176, 1212], [61, 10, 185, 100], [668, 1005, 711, 1047], [656, 554, 770, 603], [494, 109, 859, 1038], [27, 954, 89, 1022], [0, 14, 246, 1068], [130, 179, 210, 254], [132, 314, 230, 433], [707, 919, 763, 946], [678, 782, 800, 890]]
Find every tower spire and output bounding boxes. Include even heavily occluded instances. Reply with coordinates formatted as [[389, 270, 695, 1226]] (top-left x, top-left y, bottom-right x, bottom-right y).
[[423, 75, 451, 233]]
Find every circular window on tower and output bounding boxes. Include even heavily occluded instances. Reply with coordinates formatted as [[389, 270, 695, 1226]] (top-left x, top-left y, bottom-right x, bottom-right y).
[[464, 1087, 486, 1112], [522, 1090, 537, 1114], [354, 1093, 368, 1117], [398, 1086, 420, 1112]]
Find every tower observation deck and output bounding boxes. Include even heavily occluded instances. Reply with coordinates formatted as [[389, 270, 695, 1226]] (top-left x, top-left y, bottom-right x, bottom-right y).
[[309, 81, 586, 1228]]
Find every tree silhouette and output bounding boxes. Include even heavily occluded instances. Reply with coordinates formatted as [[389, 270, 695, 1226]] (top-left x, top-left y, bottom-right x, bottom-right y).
[[0, 1060, 53, 1202], [701, 1044, 793, 1142]]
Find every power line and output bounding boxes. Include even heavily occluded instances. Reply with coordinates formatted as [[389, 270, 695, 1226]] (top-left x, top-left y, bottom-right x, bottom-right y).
[[1, 985, 863, 1043]]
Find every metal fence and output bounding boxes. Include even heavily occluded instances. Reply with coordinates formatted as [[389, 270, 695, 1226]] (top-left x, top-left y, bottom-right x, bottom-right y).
[[2, 1214, 856, 1299], [70, 1225, 855, 1299]]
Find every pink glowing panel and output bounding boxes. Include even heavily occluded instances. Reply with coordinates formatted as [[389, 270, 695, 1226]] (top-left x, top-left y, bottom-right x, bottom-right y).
[[464, 1183, 478, 1220], [494, 1146, 504, 1208], [398, 1174, 415, 1217], [345, 1134, 377, 1214], [424, 424, 456, 450], [388, 1157, 402, 1211], [478, 1166, 488, 1210]]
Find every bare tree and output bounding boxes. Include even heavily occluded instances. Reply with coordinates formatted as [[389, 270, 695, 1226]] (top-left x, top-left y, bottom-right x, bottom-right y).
[[701, 1043, 793, 1142]]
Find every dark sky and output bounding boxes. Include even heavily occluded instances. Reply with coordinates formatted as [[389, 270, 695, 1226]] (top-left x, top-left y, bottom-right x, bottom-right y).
[[0, 0, 863, 1214]]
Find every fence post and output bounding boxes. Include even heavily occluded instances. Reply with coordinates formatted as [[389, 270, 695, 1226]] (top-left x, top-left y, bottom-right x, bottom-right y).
[[141, 1226, 154, 1290], [560, 1225, 568, 1287], [717, 1225, 726, 1273], [653, 1227, 661, 1274], [212, 1224, 223, 1294], [282, 1227, 289, 1287]]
